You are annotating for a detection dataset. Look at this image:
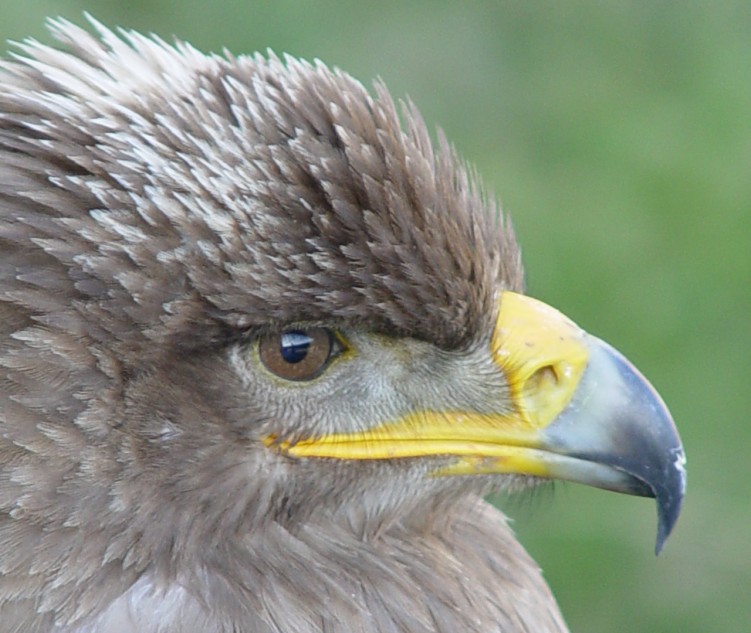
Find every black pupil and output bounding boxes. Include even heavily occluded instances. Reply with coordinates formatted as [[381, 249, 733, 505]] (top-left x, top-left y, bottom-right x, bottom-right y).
[[280, 330, 312, 364]]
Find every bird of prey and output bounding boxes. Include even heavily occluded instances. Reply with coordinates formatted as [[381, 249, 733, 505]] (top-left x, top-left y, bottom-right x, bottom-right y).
[[0, 18, 685, 633]]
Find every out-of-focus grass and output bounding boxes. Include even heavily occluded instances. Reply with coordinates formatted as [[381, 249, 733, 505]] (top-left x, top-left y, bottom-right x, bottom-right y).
[[1, 2, 748, 632]]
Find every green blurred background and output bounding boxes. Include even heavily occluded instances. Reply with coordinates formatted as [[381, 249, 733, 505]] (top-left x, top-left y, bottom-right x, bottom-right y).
[[1, 1, 748, 631]]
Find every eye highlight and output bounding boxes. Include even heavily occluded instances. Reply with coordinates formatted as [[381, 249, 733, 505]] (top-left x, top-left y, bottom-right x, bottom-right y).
[[258, 328, 337, 381]]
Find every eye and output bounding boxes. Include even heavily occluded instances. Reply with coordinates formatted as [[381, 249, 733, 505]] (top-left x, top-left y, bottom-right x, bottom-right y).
[[258, 328, 338, 381]]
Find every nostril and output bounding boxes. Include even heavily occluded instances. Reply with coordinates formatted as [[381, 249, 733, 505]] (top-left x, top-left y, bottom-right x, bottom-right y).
[[526, 364, 560, 394], [518, 361, 583, 429]]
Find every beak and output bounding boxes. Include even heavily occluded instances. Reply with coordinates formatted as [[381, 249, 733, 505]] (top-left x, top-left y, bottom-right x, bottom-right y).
[[517, 334, 686, 554], [267, 292, 686, 553]]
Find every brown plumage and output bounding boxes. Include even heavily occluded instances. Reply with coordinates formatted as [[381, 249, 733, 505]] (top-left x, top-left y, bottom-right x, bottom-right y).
[[0, 19, 685, 633]]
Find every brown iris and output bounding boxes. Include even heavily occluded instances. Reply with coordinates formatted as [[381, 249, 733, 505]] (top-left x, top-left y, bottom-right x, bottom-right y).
[[258, 328, 335, 381]]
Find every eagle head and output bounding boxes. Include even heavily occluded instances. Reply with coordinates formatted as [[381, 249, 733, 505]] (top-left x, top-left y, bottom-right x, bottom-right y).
[[0, 18, 685, 632]]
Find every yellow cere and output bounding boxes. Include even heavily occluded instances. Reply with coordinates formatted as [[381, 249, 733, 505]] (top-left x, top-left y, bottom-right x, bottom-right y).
[[491, 292, 588, 429]]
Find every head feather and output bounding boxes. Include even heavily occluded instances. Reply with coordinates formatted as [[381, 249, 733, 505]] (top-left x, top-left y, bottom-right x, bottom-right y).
[[1, 17, 522, 360]]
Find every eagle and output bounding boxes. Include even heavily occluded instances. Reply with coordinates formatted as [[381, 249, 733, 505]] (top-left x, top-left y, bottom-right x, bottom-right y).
[[0, 18, 685, 633]]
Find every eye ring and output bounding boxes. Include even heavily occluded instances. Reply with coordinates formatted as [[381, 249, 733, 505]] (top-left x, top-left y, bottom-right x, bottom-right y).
[[258, 328, 337, 381]]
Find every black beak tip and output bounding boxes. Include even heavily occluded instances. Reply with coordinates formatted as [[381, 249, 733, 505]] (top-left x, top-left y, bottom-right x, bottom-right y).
[[653, 447, 687, 555]]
